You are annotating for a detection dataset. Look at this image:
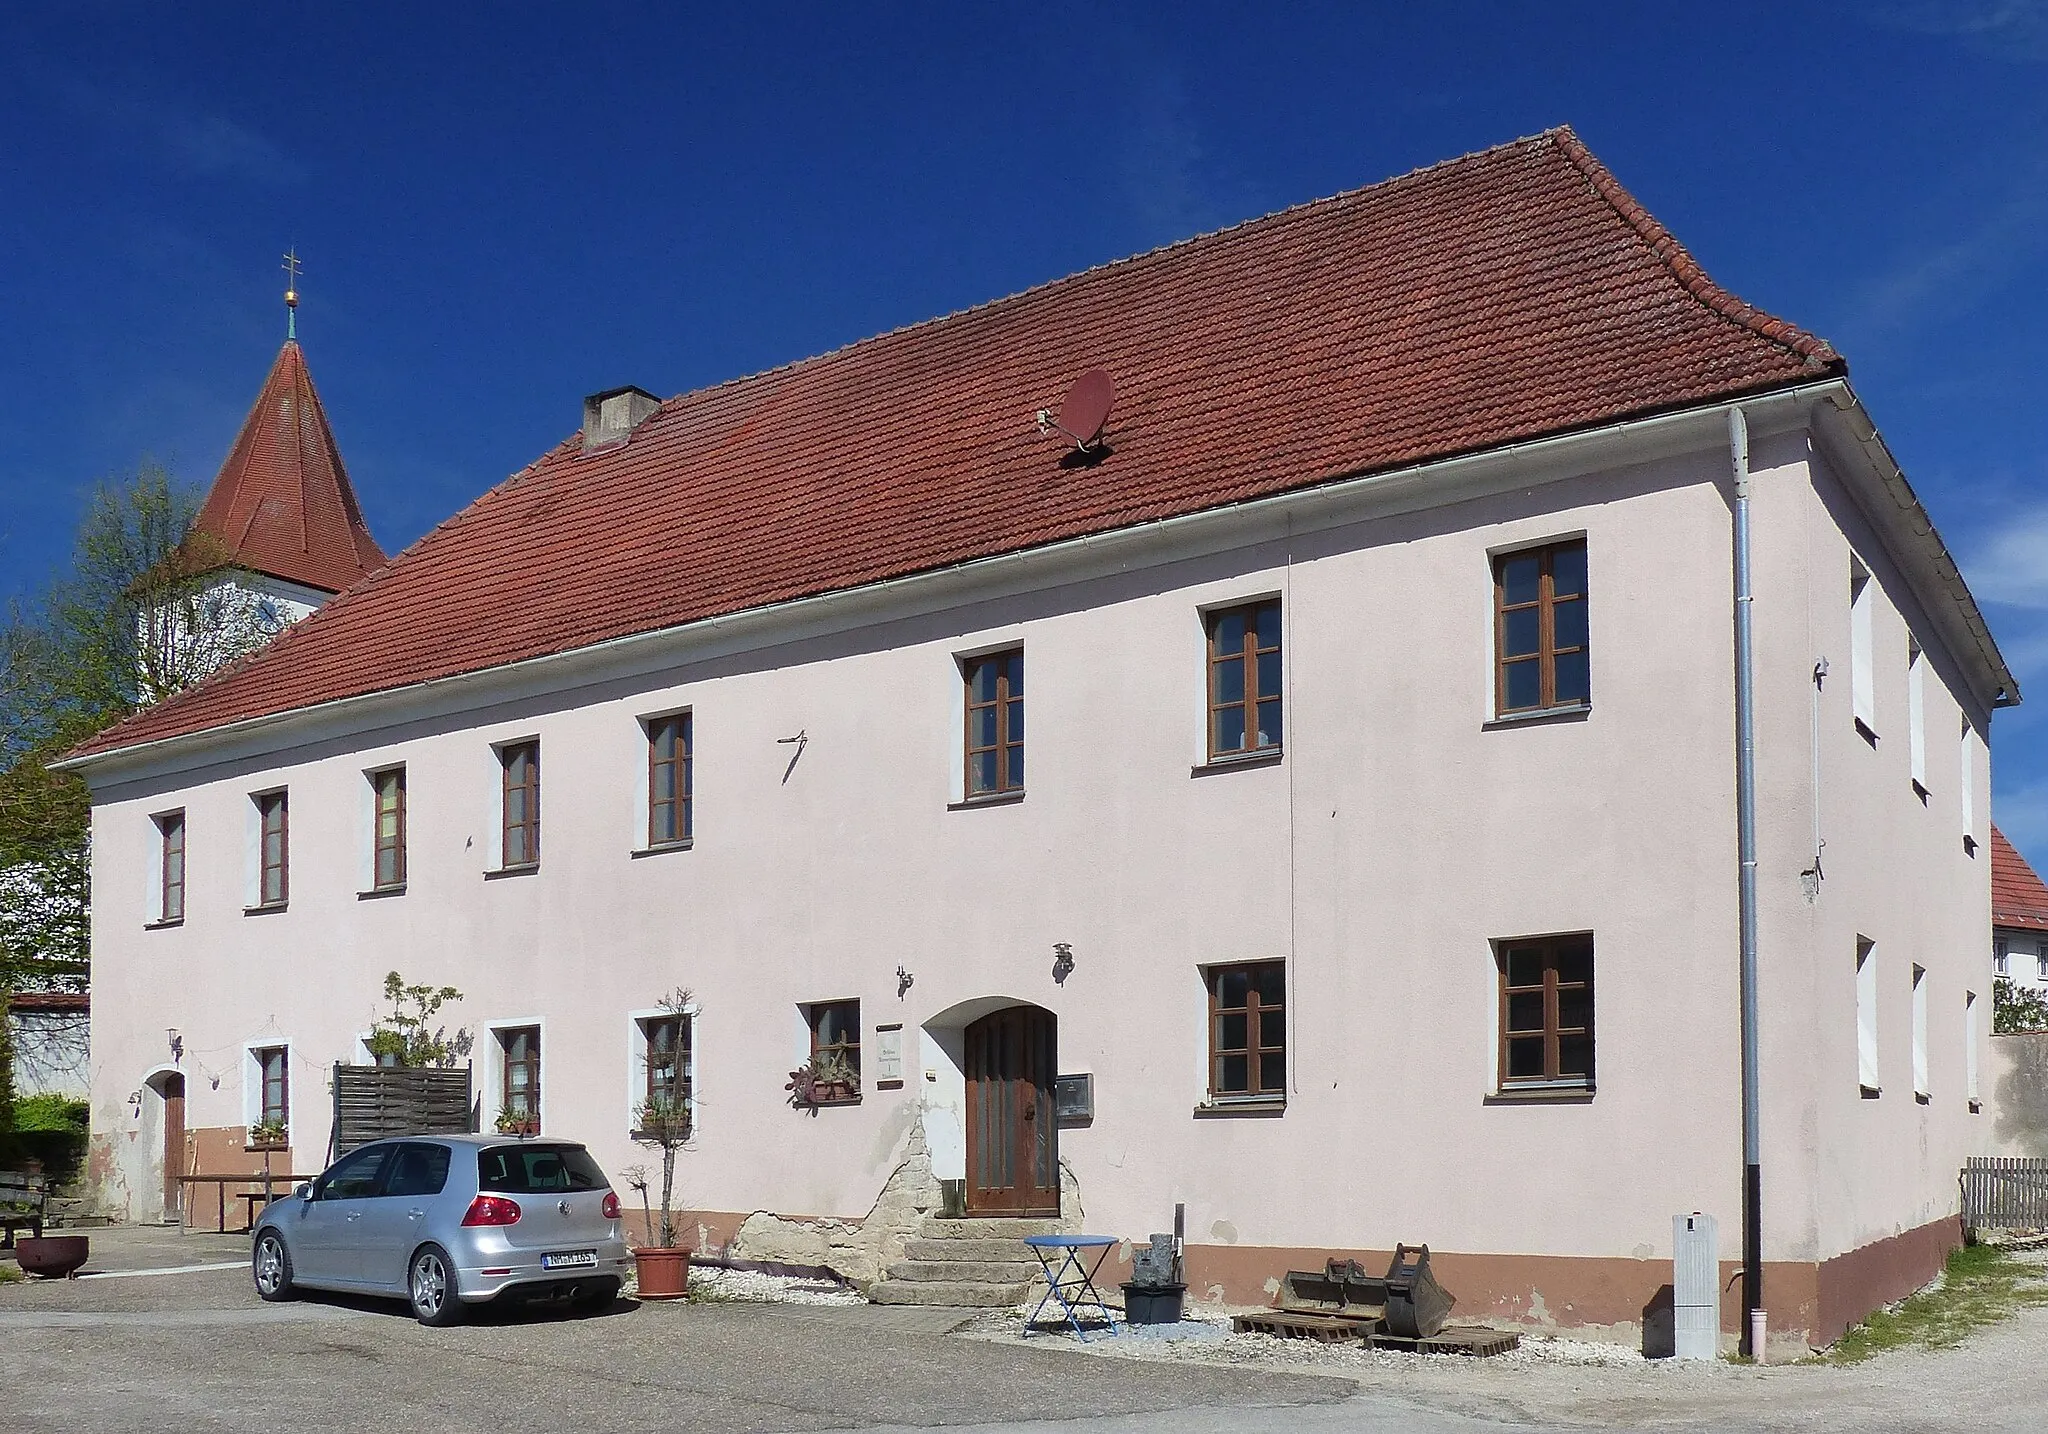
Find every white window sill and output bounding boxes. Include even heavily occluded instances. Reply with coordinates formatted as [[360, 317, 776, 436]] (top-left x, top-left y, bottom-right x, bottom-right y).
[[357, 884, 407, 901], [1485, 704, 1590, 730], [948, 791, 1026, 810], [143, 917, 185, 931], [1193, 1098, 1286, 1117], [243, 902, 289, 917], [1191, 749, 1284, 777], [484, 863, 540, 881], [1487, 1081, 1594, 1104], [631, 840, 694, 858]]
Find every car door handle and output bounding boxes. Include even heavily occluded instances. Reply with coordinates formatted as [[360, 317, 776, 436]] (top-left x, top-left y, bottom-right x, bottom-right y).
[[407, 1209, 425, 1220], [345, 1212, 363, 1222]]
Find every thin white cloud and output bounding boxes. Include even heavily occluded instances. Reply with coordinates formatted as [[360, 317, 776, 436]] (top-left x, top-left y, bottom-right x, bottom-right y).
[[1966, 504, 2048, 611], [46, 72, 303, 187], [1864, 1, 2048, 62], [1842, 177, 2048, 344]]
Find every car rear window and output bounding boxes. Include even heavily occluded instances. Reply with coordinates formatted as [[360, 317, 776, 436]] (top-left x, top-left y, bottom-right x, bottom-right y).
[[477, 1144, 607, 1193]]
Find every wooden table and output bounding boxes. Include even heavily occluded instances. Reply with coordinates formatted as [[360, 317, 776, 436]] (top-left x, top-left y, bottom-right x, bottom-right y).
[[178, 1174, 314, 1234]]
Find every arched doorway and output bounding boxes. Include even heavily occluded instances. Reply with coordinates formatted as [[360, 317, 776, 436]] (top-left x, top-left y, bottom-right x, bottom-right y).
[[963, 1006, 1058, 1216], [146, 1070, 186, 1222]]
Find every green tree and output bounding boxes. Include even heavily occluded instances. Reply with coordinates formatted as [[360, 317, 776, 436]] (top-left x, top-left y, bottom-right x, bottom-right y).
[[1994, 976, 2048, 1034], [364, 972, 473, 1067]]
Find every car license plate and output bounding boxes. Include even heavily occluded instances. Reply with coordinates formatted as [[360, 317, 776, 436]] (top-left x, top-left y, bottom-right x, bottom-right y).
[[542, 1250, 598, 1270]]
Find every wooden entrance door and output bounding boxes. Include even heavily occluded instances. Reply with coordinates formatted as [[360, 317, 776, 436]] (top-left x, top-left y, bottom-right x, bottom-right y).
[[964, 1006, 1059, 1216], [161, 1073, 186, 1221]]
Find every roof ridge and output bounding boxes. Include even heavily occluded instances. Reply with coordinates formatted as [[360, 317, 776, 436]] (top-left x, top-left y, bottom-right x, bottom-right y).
[[634, 128, 1581, 423], [1550, 127, 1844, 370]]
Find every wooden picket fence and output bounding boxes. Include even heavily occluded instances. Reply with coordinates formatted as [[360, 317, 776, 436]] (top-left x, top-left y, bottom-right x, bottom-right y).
[[1962, 1157, 2048, 1230]]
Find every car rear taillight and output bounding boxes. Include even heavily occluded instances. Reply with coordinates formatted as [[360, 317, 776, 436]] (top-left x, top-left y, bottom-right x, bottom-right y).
[[461, 1194, 522, 1227], [601, 1191, 621, 1221]]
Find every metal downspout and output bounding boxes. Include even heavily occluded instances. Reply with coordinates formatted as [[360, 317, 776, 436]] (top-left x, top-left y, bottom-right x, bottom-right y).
[[1730, 408, 1765, 1357]]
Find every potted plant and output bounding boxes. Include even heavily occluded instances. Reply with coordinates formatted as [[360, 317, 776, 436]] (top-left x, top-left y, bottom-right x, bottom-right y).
[[493, 1109, 540, 1137], [246, 1120, 288, 1151], [629, 988, 695, 1299], [785, 1051, 860, 1111]]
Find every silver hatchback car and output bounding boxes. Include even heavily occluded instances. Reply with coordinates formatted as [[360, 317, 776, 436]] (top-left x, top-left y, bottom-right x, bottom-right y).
[[251, 1134, 632, 1324]]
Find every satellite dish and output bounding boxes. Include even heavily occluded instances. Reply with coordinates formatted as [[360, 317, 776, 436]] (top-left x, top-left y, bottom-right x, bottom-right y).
[[1052, 369, 1115, 451]]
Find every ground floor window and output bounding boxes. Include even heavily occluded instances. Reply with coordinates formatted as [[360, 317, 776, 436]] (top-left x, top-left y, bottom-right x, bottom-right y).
[[1497, 934, 1594, 1090], [1206, 960, 1286, 1102], [499, 1026, 541, 1129], [805, 1000, 861, 1103], [253, 1045, 289, 1133]]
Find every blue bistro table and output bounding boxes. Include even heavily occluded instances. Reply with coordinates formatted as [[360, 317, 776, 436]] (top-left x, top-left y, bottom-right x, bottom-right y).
[[1022, 1234, 1121, 1342]]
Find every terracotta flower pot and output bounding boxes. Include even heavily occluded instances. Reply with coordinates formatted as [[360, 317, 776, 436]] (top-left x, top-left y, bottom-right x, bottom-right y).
[[15, 1235, 90, 1280], [634, 1246, 691, 1300]]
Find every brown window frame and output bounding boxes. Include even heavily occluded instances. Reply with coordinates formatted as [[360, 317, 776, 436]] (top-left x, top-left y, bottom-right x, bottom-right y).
[[157, 810, 186, 923], [640, 1013, 692, 1112], [962, 649, 1025, 798], [1496, 934, 1595, 1090], [499, 740, 540, 870], [1205, 960, 1287, 1103], [806, 999, 862, 1105], [255, 1046, 289, 1128], [255, 791, 289, 908], [500, 1026, 541, 1123], [371, 766, 407, 890], [646, 713, 693, 848], [1205, 599, 1283, 761], [1493, 540, 1590, 715]]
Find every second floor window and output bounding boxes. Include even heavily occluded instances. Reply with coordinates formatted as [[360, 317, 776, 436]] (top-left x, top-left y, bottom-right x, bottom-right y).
[[964, 649, 1024, 797], [254, 791, 288, 908], [372, 767, 406, 889], [500, 741, 540, 868], [1207, 600, 1282, 760], [1495, 540, 1589, 714], [647, 714, 693, 847], [157, 811, 185, 923]]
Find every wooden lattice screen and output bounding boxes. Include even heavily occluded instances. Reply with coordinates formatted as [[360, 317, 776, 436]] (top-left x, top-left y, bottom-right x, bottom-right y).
[[330, 1063, 474, 1159]]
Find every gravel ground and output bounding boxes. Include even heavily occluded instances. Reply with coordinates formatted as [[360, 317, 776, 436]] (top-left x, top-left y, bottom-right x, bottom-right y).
[[679, 1265, 867, 1306]]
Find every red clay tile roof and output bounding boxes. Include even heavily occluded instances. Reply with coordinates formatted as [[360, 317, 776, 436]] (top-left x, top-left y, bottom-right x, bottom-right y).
[[75, 127, 1841, 762], [1993, 826, 2048, 932], [184, 339, 386, 595]]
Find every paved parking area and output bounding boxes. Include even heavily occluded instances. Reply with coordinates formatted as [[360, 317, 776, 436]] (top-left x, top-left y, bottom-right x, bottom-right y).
[[5, 1228, 2048, 1434]]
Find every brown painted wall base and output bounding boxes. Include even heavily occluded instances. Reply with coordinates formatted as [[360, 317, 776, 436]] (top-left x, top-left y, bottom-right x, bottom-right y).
[[632, 1206, 1958, 1351], [1815, 1216, 1962, 1347]]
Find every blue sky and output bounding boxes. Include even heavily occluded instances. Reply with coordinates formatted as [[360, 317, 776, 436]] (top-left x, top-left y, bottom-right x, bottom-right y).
[[2, 3, 2045, 866]]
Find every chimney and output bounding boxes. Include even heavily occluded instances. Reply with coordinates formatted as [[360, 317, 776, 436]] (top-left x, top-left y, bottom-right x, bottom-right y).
[[582, 386, 662, 453]]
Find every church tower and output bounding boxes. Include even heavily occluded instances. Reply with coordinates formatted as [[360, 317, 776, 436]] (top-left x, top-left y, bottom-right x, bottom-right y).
[[158, 263, 386, 686]]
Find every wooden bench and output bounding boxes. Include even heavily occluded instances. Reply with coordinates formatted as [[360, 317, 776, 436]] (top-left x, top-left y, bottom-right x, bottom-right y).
[[0, 1170, 48, 1248]]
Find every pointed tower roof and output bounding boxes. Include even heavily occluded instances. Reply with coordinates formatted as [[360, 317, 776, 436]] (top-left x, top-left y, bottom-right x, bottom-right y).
[[189, 339, 385, 594]]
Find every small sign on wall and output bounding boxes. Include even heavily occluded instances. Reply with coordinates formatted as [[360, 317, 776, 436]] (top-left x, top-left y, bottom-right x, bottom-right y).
[[1055, 1072, 1094, 1126], [875, 1024, 904, 1089]]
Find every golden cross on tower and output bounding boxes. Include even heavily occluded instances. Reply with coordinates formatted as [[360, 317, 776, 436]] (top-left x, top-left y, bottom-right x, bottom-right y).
[[281, 248, 302, 339]]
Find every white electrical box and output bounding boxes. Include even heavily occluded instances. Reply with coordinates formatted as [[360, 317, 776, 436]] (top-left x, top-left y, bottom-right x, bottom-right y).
[[1673, 1212, 1719, 1360]]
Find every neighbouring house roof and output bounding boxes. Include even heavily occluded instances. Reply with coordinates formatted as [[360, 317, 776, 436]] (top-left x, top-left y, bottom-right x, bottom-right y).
[[73, 126, 1845, 763], [182, 339, 386, 596], [5, 991, 90, 1014], [1993, 826, 2048, 933]]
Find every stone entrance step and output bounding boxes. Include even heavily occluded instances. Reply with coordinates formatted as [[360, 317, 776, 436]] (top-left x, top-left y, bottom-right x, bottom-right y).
[[870, 1277, 1033, 1308], [902, 1237, 1048, 1263], [886, 1258, 1040, 1285], [917, 1216, 1068, 1240]]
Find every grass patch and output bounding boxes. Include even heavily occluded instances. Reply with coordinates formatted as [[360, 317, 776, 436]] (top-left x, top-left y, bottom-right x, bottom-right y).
[[1825, 1243, 2048, 1364], [0, 1263, 22, 1285]]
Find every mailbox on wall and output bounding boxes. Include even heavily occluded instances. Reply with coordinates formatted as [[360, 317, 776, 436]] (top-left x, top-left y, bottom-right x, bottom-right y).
[[1055, 1072, 1094, 1126]]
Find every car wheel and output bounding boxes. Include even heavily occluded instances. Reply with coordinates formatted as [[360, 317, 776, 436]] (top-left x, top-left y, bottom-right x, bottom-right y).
[[408, 1244, 463, 1327], [252, 1231, 296, 1302]]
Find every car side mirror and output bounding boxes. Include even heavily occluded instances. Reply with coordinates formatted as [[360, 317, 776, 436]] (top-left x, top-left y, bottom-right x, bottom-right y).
[[295, 1183, 314, 1201]]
